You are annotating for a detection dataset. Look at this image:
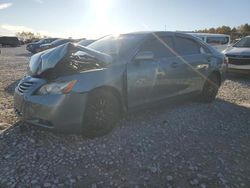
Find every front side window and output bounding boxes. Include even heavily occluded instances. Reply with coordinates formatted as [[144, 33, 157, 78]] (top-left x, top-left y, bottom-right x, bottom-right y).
[[139, 37, 174, 59], [175, 37, 200, 56]]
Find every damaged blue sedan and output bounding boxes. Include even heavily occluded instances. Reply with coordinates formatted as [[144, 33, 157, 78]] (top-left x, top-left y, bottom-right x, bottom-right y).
[[14, 32, 227, 136]]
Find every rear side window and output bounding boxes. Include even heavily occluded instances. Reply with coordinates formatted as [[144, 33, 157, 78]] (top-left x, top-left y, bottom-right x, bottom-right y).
[[175, 36, 200, 56], [207, 37, 229, 45], [140, 37, 174, 59]]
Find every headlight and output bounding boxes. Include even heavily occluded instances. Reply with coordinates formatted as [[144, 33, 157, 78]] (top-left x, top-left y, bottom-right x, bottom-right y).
[[37, 80, 77, 95]]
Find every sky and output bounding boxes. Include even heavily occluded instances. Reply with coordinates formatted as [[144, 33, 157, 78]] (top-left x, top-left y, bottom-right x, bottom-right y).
[[0, 0, 249, 39]]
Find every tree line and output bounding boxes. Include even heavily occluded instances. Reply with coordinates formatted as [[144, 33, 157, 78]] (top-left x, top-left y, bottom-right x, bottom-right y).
[[15, 31, 48, 43], [16, 23, 250, 42], [195, 23, 250, 39]]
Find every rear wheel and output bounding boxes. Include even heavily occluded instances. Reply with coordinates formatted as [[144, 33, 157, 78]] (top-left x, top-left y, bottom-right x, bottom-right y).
[[83, 89, 121, 137], [200, 74, 220, 103]]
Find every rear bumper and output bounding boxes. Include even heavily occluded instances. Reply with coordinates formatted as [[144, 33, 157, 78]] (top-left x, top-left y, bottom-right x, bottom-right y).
[[14, 90, 88, 133]]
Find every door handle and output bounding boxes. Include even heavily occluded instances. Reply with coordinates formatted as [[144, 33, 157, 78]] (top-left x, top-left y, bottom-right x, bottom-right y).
[[171, 62, 178, 68]]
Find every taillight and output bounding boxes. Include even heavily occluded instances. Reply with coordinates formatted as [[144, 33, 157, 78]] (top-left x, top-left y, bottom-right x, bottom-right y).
[[224, 56, 229, 65]]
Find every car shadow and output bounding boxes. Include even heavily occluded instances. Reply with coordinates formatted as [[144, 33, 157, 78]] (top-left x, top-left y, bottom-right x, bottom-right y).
[[15, 53, 32, 57], [4, 79, 20, 95], [2, 97, 250, 138]]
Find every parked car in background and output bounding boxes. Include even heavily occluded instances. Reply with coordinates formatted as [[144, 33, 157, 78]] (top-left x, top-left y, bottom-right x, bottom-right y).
[[189, 33, 231, 52], [78, 39, 96, 46], [14, 31, 227, 137], [223, 36, 250, 73], [18, 38, 25, 45], [231, 38, 241, 45], [0, 36, 20, 47], [26, 38, 58, 53], [38, 38, 77, 52]]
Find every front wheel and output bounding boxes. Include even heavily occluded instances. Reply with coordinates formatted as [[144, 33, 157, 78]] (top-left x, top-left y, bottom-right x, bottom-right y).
[[83, 90, 121, 137], [200, 74, 220, 103]]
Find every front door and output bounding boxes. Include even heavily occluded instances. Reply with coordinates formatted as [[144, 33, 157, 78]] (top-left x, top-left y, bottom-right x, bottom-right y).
[[126, 55, 159, 108], [126, 35, 176, 108]]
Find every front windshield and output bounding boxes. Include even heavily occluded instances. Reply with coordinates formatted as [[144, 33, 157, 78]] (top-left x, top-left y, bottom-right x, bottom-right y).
[[233, 37, 250, 47], [51, 39, 67, 45], [38, 39, 46, 43], [78, 40, 94, 46], [86, 34, 145, 58]]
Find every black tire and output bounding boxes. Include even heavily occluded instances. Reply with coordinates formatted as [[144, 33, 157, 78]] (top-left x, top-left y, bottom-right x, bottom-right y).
[[200, 74, 220, 103], [83, 89, 121, 137]]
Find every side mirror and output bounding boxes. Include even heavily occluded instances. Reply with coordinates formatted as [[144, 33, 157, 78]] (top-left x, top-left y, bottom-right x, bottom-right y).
[[135, 51, 154, 61]]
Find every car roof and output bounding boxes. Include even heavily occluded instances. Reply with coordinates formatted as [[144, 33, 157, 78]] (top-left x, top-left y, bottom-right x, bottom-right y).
[[123, 31, 177, 35], [188, 32, 230, 37], [121, 31, 196, 39], [96, 31, 197, 44]]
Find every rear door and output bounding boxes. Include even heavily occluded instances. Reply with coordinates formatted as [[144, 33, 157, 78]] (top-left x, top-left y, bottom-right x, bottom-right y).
[[149, 36, 189, 99], [172, 34, 211, 93], [126, 34, 192, 107]]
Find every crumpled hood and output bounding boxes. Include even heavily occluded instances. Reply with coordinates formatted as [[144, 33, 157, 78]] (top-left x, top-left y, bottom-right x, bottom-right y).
[[224, 47, 250, 55], [28, 42, 113, 75]]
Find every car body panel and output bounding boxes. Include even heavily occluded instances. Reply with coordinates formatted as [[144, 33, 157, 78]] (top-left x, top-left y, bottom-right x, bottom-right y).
[[14, 31, 227, 132]]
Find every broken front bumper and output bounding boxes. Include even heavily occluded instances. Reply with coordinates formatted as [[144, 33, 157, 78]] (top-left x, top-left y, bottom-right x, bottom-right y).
[[14, 89, 88, 133]]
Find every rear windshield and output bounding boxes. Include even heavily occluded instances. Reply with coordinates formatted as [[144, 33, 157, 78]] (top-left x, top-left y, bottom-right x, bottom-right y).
[[233, 37, 250, 48], [207, 36, 229, 45]]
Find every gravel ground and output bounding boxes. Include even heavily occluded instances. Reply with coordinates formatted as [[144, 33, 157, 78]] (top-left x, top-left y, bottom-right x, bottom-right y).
[[0, 46, 250, 188]]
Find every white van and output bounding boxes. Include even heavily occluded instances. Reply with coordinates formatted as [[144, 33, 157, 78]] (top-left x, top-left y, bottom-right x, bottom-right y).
[[188, 33, 231, 52]]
